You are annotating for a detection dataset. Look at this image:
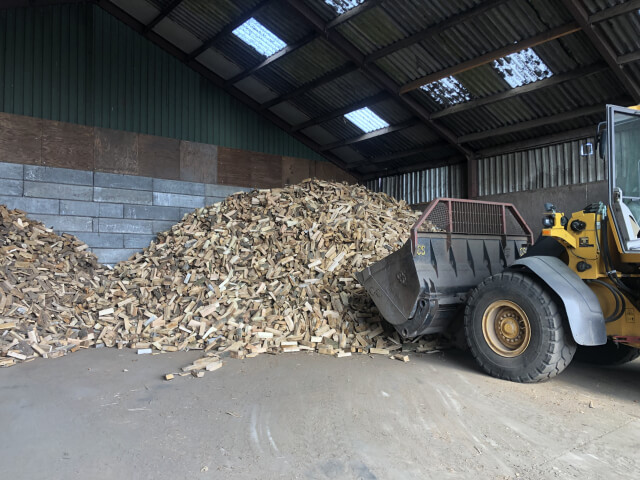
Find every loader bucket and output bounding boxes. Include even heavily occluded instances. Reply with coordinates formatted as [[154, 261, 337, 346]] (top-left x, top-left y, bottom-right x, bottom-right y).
[[357, 198, 533, 338]]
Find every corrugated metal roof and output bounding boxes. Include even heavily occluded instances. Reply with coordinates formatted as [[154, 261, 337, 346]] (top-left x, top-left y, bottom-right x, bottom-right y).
[[95, 0, 640, 178]]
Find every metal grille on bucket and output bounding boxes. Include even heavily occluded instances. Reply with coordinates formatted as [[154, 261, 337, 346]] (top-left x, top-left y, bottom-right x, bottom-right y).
[[416, 199, 530, 238]]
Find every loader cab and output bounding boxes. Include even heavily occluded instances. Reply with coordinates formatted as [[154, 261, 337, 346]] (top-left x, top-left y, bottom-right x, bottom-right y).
[[605, 105, 640, 253]]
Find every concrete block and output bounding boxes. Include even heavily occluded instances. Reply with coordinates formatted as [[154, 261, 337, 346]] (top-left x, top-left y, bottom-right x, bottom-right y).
[[0, 162, 24, 180], [94, 172, 153, 191], [98, 218, 153, 234], [0, 196, 59, 214], [123, 205, 181, 221], [205, 184, 250, 198], [29, 214, 93, 232], [92, 248, 140, 265], [205, 196, 226, 206], [60, 200, 100, 217], [24, 181, 92, 201], [93, 218, 99, 232], [179, 207, 195, 217], [153, 192, 204, 208], [153, 178, 205, 195], [73, 232, 124, 249], [153, 220, 176, 233], [24, 165, 93, 185], [94, 187, 152, 205], [0, 179, 23, 196], [124, 234, 157, 248], [99, 203, 124, 218]]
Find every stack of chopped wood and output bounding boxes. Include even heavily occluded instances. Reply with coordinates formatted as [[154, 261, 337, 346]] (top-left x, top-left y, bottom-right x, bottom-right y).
[[1, 179, 440, 369], [0, 205, 106, 367], [91, 179, 425, 362]]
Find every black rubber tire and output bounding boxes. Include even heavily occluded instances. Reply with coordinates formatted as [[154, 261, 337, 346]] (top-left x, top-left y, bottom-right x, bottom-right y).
[[464, 271, 577, 383], [574, 340, 640, 366]]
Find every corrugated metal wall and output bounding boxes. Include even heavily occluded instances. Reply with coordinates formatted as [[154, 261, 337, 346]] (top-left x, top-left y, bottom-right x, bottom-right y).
[[478, 137, 605, 196], [0, 4, 323, 161], [366, 164, 465, 204]]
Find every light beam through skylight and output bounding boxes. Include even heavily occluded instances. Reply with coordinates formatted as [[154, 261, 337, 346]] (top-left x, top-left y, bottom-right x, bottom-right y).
[[325, 0, 366, 14], [232, 18, 286, 57], [421, 76, 471, 106], [493, 48, 553, 88], [344, 107, 389, 133]]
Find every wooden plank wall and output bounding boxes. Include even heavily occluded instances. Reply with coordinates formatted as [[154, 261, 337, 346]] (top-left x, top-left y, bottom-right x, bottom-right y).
[[0, 112, 357, 187]]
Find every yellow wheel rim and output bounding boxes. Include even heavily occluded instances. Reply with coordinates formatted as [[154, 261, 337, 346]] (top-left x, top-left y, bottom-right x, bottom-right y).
[[481, 300, 531, 357]]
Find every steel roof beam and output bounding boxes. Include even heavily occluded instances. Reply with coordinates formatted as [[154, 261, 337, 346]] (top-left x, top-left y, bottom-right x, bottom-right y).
[[562, 0, 640, 103], [399, 23, 580, 95], [226, 32, 319, 86], [285, 0, 474, 160], [431, 63, 608, 120], [458, 103, 609, 144], [94, 0, 352, 174], [259, 63, 357, 110], [588, 0, 640, 24], [319, 119, 418, 152], [144, 0, 184, 34], [187, 0, 276, 61], [476, 126, 596, 158], [291, 92, 389, 132], [350, 143, 453, 168], [326, 0, 386, 29], [192, 0, 381, 92], [0, 0, 86, 7], [364, 0, 510, 65], [618, 51, 640, 66]]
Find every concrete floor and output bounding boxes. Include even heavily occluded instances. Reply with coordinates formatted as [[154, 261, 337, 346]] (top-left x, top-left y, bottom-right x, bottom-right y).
[[1, 348, 639, 480]]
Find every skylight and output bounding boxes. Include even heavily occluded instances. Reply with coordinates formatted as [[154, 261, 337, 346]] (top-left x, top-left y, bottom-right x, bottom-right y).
[[325, 0, 366, 14], [421, 76, 471, 106], [344, 107, 389, 133], [493, 48, 553, 88], [232, 18, 286, 57]]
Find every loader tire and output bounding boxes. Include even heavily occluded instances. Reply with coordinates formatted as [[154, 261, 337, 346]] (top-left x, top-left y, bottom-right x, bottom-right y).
[[574, 340, 640, 366], [464, 272, 576, 383]]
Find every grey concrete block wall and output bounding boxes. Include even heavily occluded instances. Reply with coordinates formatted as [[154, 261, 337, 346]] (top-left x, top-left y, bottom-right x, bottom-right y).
[[0, 162, 250, 264]]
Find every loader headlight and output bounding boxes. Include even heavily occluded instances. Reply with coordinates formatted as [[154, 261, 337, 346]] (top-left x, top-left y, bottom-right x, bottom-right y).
[[542, 215, 554, 228]]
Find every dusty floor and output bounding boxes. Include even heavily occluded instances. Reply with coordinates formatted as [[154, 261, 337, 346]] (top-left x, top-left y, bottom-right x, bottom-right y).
[[1, 348, 639, 480]]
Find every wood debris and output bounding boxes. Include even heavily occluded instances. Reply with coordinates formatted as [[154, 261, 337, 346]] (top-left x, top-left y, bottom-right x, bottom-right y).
[[1, 179, 436, 369]]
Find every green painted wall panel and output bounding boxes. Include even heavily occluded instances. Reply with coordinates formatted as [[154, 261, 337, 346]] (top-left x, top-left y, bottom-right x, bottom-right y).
[[0, 4, 323, 162]]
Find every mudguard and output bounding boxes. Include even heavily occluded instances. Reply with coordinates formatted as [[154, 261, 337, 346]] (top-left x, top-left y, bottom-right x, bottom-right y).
[[510, 256, 606, 346]]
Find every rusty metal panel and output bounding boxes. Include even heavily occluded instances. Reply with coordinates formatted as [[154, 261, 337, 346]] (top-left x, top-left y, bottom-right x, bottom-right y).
[[179, 141, 218, 184], [138, 134, 181, 180], [41, 120, 94, 171], [282, 155, 313, 185], [94, 127, 139, 175], [0, 112, 42, 165]]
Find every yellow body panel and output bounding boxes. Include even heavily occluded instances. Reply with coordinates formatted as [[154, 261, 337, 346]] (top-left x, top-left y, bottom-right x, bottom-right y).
[[542, 207, 640, 347]]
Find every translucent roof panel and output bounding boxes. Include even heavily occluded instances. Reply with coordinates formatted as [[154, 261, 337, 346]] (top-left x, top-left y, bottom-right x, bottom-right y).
[[421, 76, 471, 106], [493, 48, 553, 88], [232, 18, 286, 57], [325, 0, 366, 15], [344, 107, 389, 133]]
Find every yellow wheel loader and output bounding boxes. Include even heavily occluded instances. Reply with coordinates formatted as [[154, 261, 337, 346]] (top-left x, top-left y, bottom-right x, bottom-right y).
[[357, 104, 640, 382]]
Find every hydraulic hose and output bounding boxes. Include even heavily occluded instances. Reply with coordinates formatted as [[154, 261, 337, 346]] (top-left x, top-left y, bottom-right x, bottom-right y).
[[600, 211, 639, 302], [585, 279, 625, 323]]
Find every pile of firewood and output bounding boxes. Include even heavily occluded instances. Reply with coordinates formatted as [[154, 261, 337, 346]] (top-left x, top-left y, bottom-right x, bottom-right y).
[[1, 180, 440, 369], [0, 205, 106, 366]]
